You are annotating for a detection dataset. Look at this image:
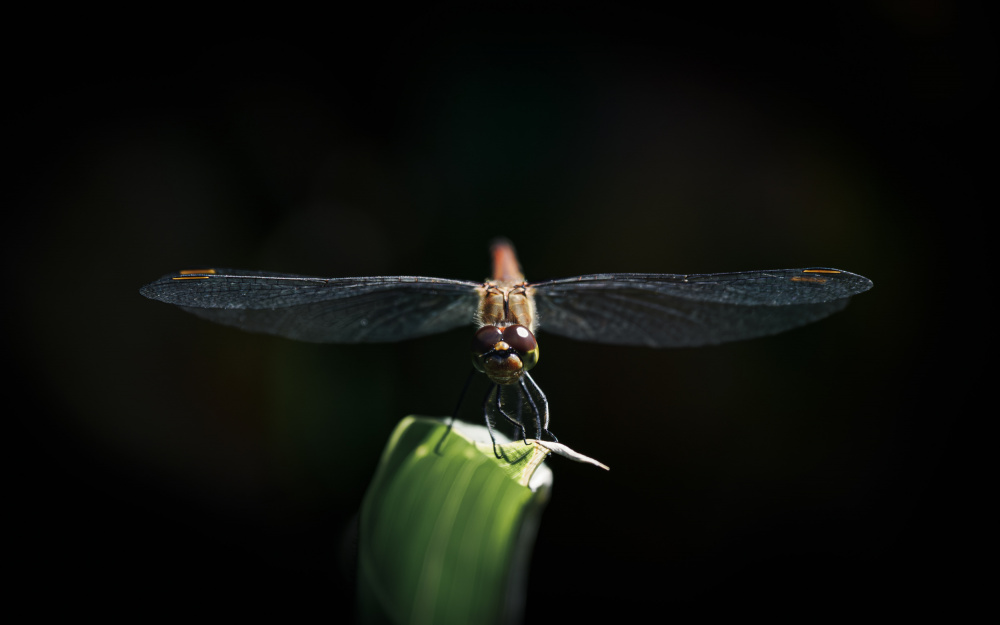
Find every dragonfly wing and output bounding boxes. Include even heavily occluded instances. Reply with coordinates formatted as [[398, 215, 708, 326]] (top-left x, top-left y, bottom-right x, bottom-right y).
[[140, 269, 483, 343], [531, 268, 872, 348]]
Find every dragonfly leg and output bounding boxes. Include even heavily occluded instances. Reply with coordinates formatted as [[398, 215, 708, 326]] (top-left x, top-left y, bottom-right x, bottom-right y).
[[518, 377, 543, 440], [496, 386, 528, 444], [522, 372, 557, 442], [450, 368, 477, 423], [435, 368, 477, 455], [515, 384, 526, 442], [482, 383, 502, 458]]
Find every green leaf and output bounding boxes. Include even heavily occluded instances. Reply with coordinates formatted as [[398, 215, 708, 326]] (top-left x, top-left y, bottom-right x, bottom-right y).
[[357, 416, 553, 625]]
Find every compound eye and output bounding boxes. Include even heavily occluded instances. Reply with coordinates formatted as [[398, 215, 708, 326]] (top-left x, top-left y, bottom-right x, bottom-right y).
[[471, 326, 503, 372], [502, 325, 539, 371], [472, 326, 503, 354]]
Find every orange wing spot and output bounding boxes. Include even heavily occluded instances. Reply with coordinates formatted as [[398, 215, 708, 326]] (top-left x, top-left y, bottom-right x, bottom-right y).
[[803, 269, 841, 274], [172, 275, 213, 280], [791, 276, 828, 284], [179, 269, 217, 275]]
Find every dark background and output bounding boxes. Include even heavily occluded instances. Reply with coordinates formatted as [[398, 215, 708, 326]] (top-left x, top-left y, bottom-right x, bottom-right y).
[[8, 5, 991, 619]]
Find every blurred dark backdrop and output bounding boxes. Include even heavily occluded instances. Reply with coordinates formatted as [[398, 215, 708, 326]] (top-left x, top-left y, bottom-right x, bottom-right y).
[[7, 4, 991, 619]]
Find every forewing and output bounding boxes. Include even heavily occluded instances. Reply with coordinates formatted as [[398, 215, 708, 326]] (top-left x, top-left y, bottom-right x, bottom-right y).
[[140, 269, 483, 343], [531, 268, 872, 348]]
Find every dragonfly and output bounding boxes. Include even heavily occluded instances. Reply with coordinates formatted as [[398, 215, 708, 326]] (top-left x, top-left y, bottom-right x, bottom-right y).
[[140, 239, 872, 454]]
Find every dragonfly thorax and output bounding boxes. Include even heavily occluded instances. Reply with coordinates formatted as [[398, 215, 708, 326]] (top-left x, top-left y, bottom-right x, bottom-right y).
[[475, 283, 537, 333], [471, 324, 539, 385]]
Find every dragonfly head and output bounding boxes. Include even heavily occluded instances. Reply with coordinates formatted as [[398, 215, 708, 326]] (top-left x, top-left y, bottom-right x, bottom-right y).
[[471, 324, 539, 385]]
